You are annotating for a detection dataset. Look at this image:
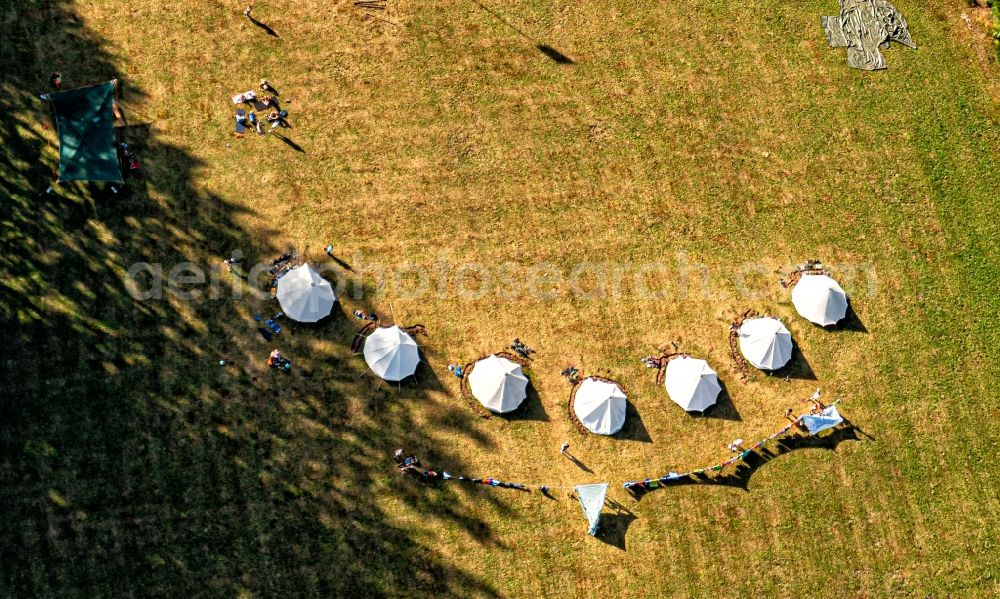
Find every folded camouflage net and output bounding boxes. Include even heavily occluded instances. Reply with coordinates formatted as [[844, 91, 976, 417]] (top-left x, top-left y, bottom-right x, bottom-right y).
[[821, 0, 915, 70]]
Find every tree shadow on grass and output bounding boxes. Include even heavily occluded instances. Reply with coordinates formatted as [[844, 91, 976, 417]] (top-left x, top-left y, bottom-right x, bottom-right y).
[[627, 425, 863, 501], [0, 3, 495, 596]]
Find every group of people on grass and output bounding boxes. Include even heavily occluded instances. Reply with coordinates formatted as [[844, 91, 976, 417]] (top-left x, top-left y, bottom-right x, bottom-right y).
[[234, 80, 290, 137]]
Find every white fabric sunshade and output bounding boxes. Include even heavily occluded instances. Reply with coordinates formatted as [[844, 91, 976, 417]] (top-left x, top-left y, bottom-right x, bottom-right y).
[[363, 325, 419, 381], [468, 355, 528, 413], [664, 356, 721, 412], [275, 265, 336, 323], [738, 317, 793, 370], [573, 377, 627, 435], [792, 273, 848, 326]]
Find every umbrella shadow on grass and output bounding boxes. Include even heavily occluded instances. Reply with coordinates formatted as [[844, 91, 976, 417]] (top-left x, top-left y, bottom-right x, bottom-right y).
[[831, 305, 868, 334], [767, 345, 817, 381], [694, 379, 742, 422], [627, 425, 863, 501], [501, 382, 550, 423], [613, 402, 652, 443]]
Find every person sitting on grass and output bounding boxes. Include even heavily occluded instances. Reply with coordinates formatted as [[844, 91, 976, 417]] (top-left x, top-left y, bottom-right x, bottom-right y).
[[268, 109, 290, 129], [511, 338, 534, 358], [448, 364, 463, 378], [267, 349, 291, 372], [560, 366, 580, 384], [393, 450, 422, 474]]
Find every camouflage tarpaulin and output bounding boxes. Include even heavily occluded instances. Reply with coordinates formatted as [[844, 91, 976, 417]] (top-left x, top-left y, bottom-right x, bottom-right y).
[[821, 0, 915, 70]]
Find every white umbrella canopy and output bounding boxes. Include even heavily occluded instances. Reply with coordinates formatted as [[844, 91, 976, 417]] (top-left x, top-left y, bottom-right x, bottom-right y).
[[276, 264, 336, 323], [738, 317, 793, 371], [363, 325, 420, 381], [664, 356, 721, 412], [792, 274, 848, 326], [468, 355, 528, 413], [573, 377, 627, 435]]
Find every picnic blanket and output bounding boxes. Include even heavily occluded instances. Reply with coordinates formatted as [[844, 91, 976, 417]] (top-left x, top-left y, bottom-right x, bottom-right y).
[[821, 0, 915, 70], [232, 90, 257, 104]]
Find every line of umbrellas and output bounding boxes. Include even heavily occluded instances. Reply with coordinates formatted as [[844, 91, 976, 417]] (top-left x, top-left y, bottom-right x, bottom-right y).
[[274, 263, 851, 433]]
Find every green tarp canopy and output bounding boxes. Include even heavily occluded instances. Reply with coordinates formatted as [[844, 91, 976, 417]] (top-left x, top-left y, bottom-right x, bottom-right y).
[[48, 80, 123, 183]]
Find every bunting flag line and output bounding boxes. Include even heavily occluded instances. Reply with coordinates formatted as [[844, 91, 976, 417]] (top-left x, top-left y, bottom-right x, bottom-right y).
[[800, 404, 844, 435], [575, 483, 609, 536], [622, 401, 843, 491], [392, 449, 580, 492], [392, 402, 846, 535]]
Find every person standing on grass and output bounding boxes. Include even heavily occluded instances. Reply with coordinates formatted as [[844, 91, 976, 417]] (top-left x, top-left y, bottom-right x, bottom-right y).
[[244, 4, 252, 18]]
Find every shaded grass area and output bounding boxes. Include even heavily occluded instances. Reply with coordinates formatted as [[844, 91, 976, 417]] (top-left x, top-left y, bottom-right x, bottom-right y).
[[1, 0, 1000, 597], [0, 1, 495, 596]]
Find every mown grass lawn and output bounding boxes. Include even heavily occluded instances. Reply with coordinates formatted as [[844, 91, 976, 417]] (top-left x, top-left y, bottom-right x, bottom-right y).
[[2, 0, 1000, 596]]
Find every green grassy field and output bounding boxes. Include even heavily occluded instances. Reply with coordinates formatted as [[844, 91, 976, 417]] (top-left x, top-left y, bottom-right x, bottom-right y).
[[3, 0, 1000, 596]]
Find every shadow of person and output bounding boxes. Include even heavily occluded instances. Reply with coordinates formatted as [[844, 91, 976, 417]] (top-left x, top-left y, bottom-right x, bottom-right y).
[[328, 254, 354, 272], [536, 44, 575, 64], [249, 16, 280, 37], [272, 132, 305, 153], [562, 452, 593, 474]]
